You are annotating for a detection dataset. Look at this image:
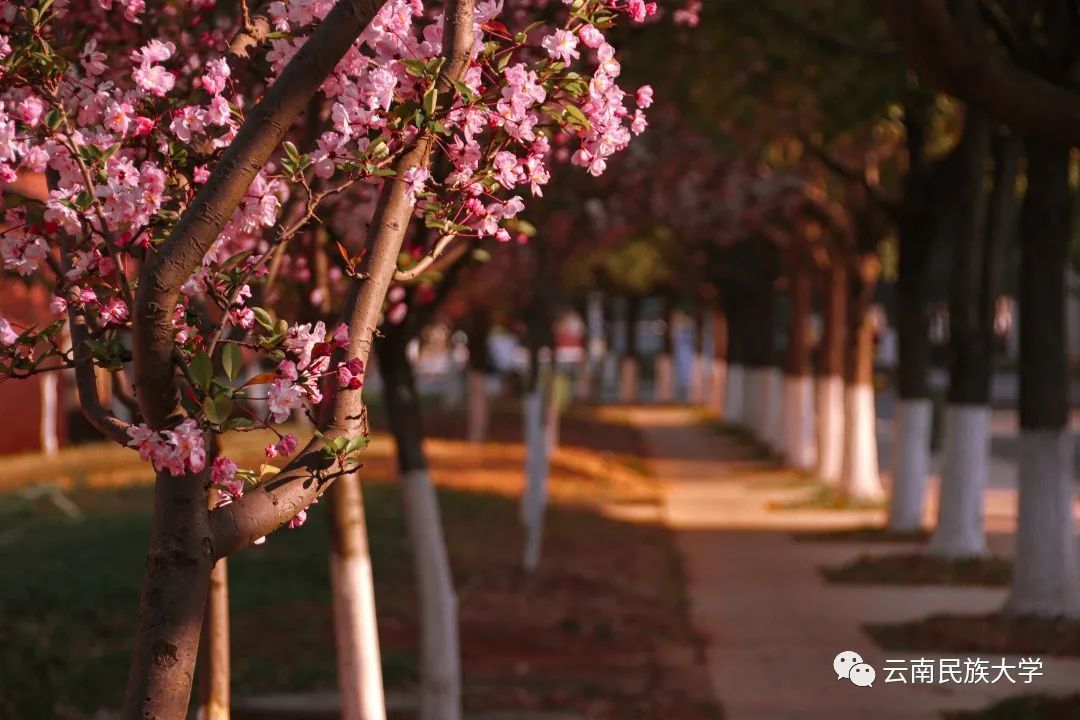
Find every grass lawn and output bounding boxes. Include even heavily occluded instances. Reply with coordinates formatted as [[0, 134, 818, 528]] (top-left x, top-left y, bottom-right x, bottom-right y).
[[0, 410, 718, 719]]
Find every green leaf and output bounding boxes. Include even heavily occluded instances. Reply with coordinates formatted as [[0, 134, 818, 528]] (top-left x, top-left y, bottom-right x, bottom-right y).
[[190, 351, 212, 390], [423, 86, 439, 116], [564, 103, 591, 129], [202, 396, 219, 423], [252, 307, 274, 331], [451, 80, 476, 102], [401, 58, 429, 76], [344, 436, 370, 454], [214, 394, 234, 423], [282, 141, 301, 164], [222, 343, 244, 380]]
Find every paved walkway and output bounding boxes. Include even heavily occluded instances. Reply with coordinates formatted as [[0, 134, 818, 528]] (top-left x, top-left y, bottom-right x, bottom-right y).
[[623, 405, 1080, 720]]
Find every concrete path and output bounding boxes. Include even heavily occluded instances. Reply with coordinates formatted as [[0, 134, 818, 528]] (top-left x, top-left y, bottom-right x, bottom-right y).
[[625, 405, 1080, 720]]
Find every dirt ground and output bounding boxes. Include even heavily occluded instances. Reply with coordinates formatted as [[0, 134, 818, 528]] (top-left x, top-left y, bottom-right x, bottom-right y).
[[0, 404, 719, 719]]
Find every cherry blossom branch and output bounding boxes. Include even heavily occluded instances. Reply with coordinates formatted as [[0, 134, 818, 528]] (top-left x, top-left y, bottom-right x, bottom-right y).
[[209, 0, 478, 557], [67, 303, 131, 445], [393, 232, 458, 281], [133, 0, 389, 430]]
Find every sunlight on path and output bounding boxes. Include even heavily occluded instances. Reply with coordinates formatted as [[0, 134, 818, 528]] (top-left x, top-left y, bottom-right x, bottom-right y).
[[621, 405, 1080, 720]]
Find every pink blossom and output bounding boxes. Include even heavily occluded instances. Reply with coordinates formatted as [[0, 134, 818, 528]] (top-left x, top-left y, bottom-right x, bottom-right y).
[[211, 457, 244, 499], [277, 359, 299, 381], [542, 29, 580, 63], [201, 58, 231, 96], [636, 85, 654, 109], [125, 419, 206, 477], [579, 25, 605, 48], [337, 358, 365, 390], [673, 0, 702, 27], [332, 323, 349, 348], [101, 297, 129, 325], [131, 39, 175, 64], [626, 0, 657, 22], [133, 63, 176, 97], [402, 166, 429, 204], [277, 434, 299, 456], [268, 378, 303, 423], [0, 316, 17, 346], [16, 96, 44, 127], [105, 102, 134, 134], [287, 509, 308, 533], [50, 296, 67, 316]]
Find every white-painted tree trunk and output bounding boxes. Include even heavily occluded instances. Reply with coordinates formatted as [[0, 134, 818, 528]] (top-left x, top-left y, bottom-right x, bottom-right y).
[[1005, 430, 1080, 617], [839, 383, 884, 502], [928, 405, 989, 557], [816, 375, 844, 486], [708, 358, 727, 419], [688, 354, 706, 405], [744, 367, 766, 437], [783, 375, 816, 470], [40, 373, 59, 455], [618, 357, 639, 404], [574, 358, 591, 402], [764, 367, 784, 454], [521, 390, 551, 571], [465, 371, 488, 443], [330, 527, 386, 720], [724, 363, 743, 424], [887, 398, 932, 532], [655, 353, 674, 403], [400, 470, 462, 720], [601, 354, 618, 400]]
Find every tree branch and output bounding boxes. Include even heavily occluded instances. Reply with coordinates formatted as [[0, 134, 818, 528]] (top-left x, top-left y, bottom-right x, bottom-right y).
[[800, 137, 898, 216], [393, 233, 459, 282], [209, 0, 478, 557], [67, 305, 131, 444], [760, 1, 899, 59], [876, 0, 1080, 146], [133, 0, 389, 430]]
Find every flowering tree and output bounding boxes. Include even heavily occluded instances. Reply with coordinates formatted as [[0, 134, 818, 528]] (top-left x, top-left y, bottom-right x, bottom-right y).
[[0, 0, 655, 717]]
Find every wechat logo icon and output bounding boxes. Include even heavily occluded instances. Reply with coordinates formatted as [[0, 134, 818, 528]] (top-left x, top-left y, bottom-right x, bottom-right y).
[[834, 650, 875, 687]]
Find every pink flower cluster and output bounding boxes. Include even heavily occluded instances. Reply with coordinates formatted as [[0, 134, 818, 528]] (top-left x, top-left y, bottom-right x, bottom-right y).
[[266, 321, 359, 423], [126, 420, 206, 477]]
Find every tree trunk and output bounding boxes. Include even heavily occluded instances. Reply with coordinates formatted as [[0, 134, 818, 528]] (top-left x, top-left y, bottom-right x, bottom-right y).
[[40, 372, 59, 455], [816, 261, 847, 485], [724, 294, 745, 424], [889, 204, 935, 531], [328, 472, 387, 720], [708, 303, 729, 418], [839, 256, 883, 502], [121, 464, 213, 720], [1005, 140, 1080, 617], [465, 314, 491, 443], [377, 333, 462, 719], [745, 279, 778, 446], [619, 296, 641, 403], [784, 252, 816, 470], [199, 559, 230, 720], [688, 309, 707, 405], [930, 113, 993, 557], [655, 297, 675, 403], [521, 347, 552, 571]]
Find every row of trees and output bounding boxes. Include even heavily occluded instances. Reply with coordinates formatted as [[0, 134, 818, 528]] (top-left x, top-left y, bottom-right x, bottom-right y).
[[614, 0, 1080, 620]]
